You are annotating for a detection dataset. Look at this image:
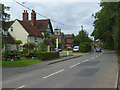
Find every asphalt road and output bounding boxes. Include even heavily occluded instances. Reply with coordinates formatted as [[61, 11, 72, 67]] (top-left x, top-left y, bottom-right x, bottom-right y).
[[2, 50, 119, 88]]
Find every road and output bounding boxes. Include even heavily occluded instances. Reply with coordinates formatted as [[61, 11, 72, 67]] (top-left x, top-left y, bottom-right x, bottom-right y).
[[2, 50, 119, 89]]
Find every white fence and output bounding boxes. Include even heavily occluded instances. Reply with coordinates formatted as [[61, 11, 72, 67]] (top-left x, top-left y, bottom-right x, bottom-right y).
[[59, 51, 73, 57]]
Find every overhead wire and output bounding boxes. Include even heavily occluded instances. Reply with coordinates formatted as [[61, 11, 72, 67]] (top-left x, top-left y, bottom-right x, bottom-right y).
[[13, 0, 81, 28]]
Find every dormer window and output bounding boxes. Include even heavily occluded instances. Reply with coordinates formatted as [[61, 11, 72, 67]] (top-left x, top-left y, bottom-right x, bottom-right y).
[[11, 27, 13, 32]]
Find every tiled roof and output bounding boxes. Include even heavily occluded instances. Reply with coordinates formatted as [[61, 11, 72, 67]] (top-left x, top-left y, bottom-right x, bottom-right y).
[[34, 19, 53, 33], [2, 34, 15, 44], [64, 34, 74, 39], [18, 20, 43, 37]]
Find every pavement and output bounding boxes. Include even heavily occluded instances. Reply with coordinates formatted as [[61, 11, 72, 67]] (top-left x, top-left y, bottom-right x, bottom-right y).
[[2, 50, 119, 88]]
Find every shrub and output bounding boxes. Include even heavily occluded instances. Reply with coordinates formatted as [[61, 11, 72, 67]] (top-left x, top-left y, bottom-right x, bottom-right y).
[[37, 51, 59, 60], [63, 49, 73, 51], [38, 42, 47, 52], [79, 42, 91, 52]]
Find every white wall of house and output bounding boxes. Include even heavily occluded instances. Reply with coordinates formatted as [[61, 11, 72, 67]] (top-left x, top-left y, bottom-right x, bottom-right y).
[[8, 20, 29, 45]]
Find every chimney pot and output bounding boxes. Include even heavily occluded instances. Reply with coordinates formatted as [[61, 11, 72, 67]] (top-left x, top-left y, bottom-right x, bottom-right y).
[[23, 10, 28, 21], [31, 10, 36, 26]]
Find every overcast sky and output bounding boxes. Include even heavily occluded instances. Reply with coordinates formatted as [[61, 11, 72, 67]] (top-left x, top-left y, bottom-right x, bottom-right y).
[[1, 0, 101, 38]]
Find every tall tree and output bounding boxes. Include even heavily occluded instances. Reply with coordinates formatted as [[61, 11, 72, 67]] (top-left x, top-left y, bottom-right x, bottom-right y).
[[74, 29, 91, 46], [0, 3, 10, 31], [91, 2, 119, 50]]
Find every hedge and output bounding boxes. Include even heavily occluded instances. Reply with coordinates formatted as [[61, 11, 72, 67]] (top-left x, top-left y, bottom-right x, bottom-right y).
[[79, 43, 91, 52], [37, 51, 59, 60]]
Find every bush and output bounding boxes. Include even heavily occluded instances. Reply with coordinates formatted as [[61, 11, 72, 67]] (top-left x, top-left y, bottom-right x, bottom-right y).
[[37, 51, 59, 60], [79, 42, 91, 52], [38, 42, 47, 52], [63, 49, 73, 51]]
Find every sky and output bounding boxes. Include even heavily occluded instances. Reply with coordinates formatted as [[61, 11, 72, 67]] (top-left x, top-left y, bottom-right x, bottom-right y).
[[1, 0, 101, 39]]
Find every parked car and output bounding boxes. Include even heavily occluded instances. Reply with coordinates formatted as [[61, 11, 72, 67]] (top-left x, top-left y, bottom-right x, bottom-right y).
[[66, 47, 72, 50], [55, 48, 62, 52], [73, 46, 79, 52], [96, 47, 102, 52]]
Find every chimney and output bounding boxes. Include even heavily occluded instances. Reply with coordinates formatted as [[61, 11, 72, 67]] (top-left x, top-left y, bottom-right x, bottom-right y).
[[31, 10, 36, 26], [23, 10, 28, 21]]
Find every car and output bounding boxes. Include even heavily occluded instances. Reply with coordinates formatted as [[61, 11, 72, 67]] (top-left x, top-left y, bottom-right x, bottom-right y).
[[73, 46, 79, 52], [66, 47, 72, 50], [54, 48, 62, 52], [96, 47, 102, 52]]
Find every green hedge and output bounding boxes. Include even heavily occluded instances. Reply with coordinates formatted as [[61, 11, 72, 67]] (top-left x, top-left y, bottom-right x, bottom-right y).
[[37, 51, 59, 60], [79, 43, 91, 52]]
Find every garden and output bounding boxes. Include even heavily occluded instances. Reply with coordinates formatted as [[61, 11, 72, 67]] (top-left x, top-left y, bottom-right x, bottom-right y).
[[2, 40, 59, 67]]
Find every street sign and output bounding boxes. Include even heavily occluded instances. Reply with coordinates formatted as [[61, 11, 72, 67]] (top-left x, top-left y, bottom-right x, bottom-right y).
[[54, 29, 61, 36]]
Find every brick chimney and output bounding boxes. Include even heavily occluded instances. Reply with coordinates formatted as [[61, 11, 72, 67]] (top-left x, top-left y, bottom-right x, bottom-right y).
[[23, 10, 28, 21], [31, 10, 36, 26]]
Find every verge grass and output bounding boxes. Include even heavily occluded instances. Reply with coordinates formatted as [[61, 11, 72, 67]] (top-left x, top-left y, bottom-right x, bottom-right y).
[[2, 59, 42, 67]]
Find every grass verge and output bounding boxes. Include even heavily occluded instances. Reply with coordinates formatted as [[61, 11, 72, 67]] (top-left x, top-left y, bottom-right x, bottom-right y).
[[2, 59, 42, 67]]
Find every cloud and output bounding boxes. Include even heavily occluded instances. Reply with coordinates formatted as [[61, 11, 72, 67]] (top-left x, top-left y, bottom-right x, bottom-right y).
[[2, 2, 101, 37]]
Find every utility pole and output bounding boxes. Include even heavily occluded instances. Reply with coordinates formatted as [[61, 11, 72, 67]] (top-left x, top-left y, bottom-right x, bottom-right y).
[[81, 25, 83, 30]]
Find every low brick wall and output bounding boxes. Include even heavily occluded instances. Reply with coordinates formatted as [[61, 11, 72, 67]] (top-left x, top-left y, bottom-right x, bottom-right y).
[[59, 51, 73, 57]]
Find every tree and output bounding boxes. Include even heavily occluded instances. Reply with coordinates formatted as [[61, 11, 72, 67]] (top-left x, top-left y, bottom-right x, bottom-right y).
[[1, 3, 10, 31], [23, 43, 36, 53], [74, 30, 91, 46], [38, 42, 47, 52], [91, 2, 119, 51]]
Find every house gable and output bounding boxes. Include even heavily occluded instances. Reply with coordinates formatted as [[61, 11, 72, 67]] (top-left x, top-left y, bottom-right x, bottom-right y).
[[8, 19, 29, 45]]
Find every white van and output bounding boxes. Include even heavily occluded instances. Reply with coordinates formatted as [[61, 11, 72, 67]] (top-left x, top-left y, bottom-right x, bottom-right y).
[[73, 46, 79, 52]]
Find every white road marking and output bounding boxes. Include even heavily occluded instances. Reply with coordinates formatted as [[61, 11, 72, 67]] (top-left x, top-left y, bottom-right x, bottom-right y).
[[43, 69, 64, 79], [82, 59, 89, 63], [18, 85, 25, 88], [114, 70, 119, 88], [69, 63, 81, 68]]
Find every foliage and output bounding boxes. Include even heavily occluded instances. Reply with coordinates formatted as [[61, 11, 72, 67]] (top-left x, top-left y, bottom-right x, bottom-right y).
[[63, 49, 73, 51], [15, 40, 22, 44], [74, 30, 92, 46], [91, 2, 119, 51], [1, 3, 10, 33], [15, 40, 22, 52], [79, 42, 91, 52], [1, 4, 10, 21], [2, 51, 11, 58], [2, 39, 7, 48], [44, 32, 56, 45], [50, 45, 55, 51], [37, 51, 59, 60], [23, 43, 36, 53], [58, 42, 62, 49], [37, 42, 47, 52]]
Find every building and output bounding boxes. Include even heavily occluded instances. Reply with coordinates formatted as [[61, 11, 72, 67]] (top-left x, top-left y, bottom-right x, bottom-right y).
[[64, 34, 74, 49], [56, 30, 74, 50], [8, 10, 54, 47], [2, 21, 16, 52], [2, 33, 16, 52]]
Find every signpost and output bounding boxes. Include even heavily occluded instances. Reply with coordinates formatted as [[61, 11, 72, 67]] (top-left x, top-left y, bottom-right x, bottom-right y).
[[54, 29, 61, 50]]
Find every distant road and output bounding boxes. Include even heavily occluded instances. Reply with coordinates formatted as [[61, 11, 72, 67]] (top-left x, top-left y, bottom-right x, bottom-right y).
[[2, 50, 119, 88]]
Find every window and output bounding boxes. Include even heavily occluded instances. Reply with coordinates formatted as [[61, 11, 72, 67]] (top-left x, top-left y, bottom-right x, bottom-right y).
[[34, 37, 38, 42], [11, 27, 13, 32]]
